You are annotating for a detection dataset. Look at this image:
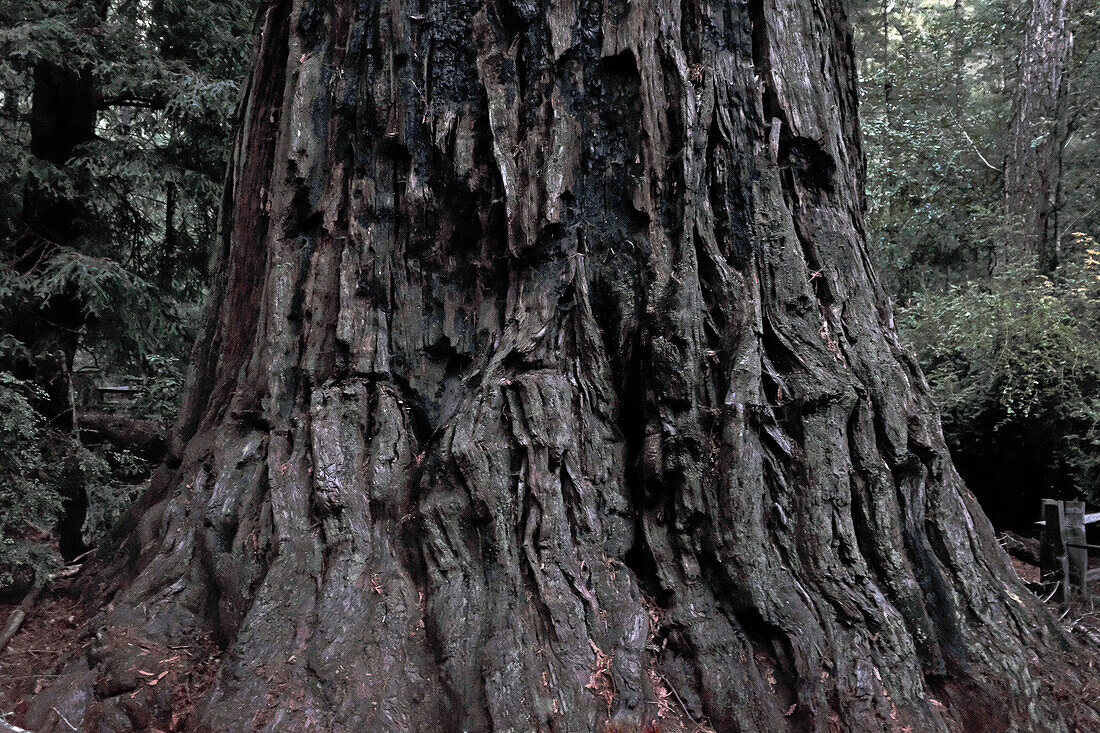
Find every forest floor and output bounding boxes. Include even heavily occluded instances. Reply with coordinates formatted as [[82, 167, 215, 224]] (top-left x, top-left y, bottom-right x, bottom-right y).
[[0, 572, 223, 732], [1009, 556, 1041, 584], [0, 585, 87, 721]]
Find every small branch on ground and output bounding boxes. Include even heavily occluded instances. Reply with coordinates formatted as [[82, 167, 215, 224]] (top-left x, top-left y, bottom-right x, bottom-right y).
[[0, 711, 32, 733], [51, 708, 76, 731], [0, 573, 45, 656]]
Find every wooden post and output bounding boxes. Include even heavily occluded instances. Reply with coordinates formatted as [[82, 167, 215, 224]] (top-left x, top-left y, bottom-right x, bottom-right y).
[[1065, 500, 1088, 599], [1040, 499, 1067, 602]]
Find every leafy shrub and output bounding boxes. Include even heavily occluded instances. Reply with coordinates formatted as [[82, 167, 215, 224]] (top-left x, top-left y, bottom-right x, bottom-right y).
[[78, 443, 146, 546], [901, 239, 1100, 527], [0, 373, 61, 586], [0, 372, 156, 588], [135, 354, 185, 421]]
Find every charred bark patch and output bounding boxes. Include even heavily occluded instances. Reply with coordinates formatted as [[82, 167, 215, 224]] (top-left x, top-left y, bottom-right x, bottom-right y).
[[779, 135, 836, 194]]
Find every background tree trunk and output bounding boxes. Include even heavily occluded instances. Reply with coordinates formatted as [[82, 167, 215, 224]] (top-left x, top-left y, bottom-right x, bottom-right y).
[[13, 58, 98, 434], [22, 0, 1096, 730], [999, 0, 1072, 272], [9, 57, 100, 560]]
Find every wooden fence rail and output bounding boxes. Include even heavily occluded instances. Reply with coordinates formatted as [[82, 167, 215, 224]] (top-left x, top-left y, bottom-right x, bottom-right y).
[[1037, 499, 1100, 601]]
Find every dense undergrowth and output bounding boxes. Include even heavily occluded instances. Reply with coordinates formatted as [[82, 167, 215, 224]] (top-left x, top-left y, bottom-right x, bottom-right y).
[[0, 0, 250, 591], [902, 239, 1100, 527]]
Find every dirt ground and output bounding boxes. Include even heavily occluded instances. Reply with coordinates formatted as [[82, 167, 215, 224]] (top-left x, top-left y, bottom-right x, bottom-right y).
[[1010, 556, 1041, 584], [0, 590, 87, 721], [0, 574, 222, 732]]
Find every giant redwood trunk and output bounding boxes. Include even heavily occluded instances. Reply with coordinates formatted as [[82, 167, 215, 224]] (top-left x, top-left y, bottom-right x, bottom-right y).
[[22, 0, 1095, 730]]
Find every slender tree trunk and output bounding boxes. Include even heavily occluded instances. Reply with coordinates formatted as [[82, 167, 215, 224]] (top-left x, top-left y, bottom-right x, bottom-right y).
[[14, 60, 97, 432], [22, 0, 1096, 730], [999, 0, 1072, 272], [6, 0, 108, 429], [8, 58, 99, 560]]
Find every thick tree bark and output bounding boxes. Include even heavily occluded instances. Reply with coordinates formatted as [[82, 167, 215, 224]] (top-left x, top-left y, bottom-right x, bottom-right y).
[[22, 0, 1096, 730], [999, 0, 1072, 272]]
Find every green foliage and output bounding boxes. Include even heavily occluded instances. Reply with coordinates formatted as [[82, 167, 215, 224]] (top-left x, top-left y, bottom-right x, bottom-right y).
[[0, 0, 251, 585], [0, 372, 156, 585], [0, 0, 253, 371], [850, 0, 1018, 297], [0, 373, 61, 586], [902, 240, 1100, 513], [0, 249, 149, 318], [79, 443, 147, 546], [851, 0, 1098, 297], [134, 354, 185, 420], [850, 0, 1099, 521]]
